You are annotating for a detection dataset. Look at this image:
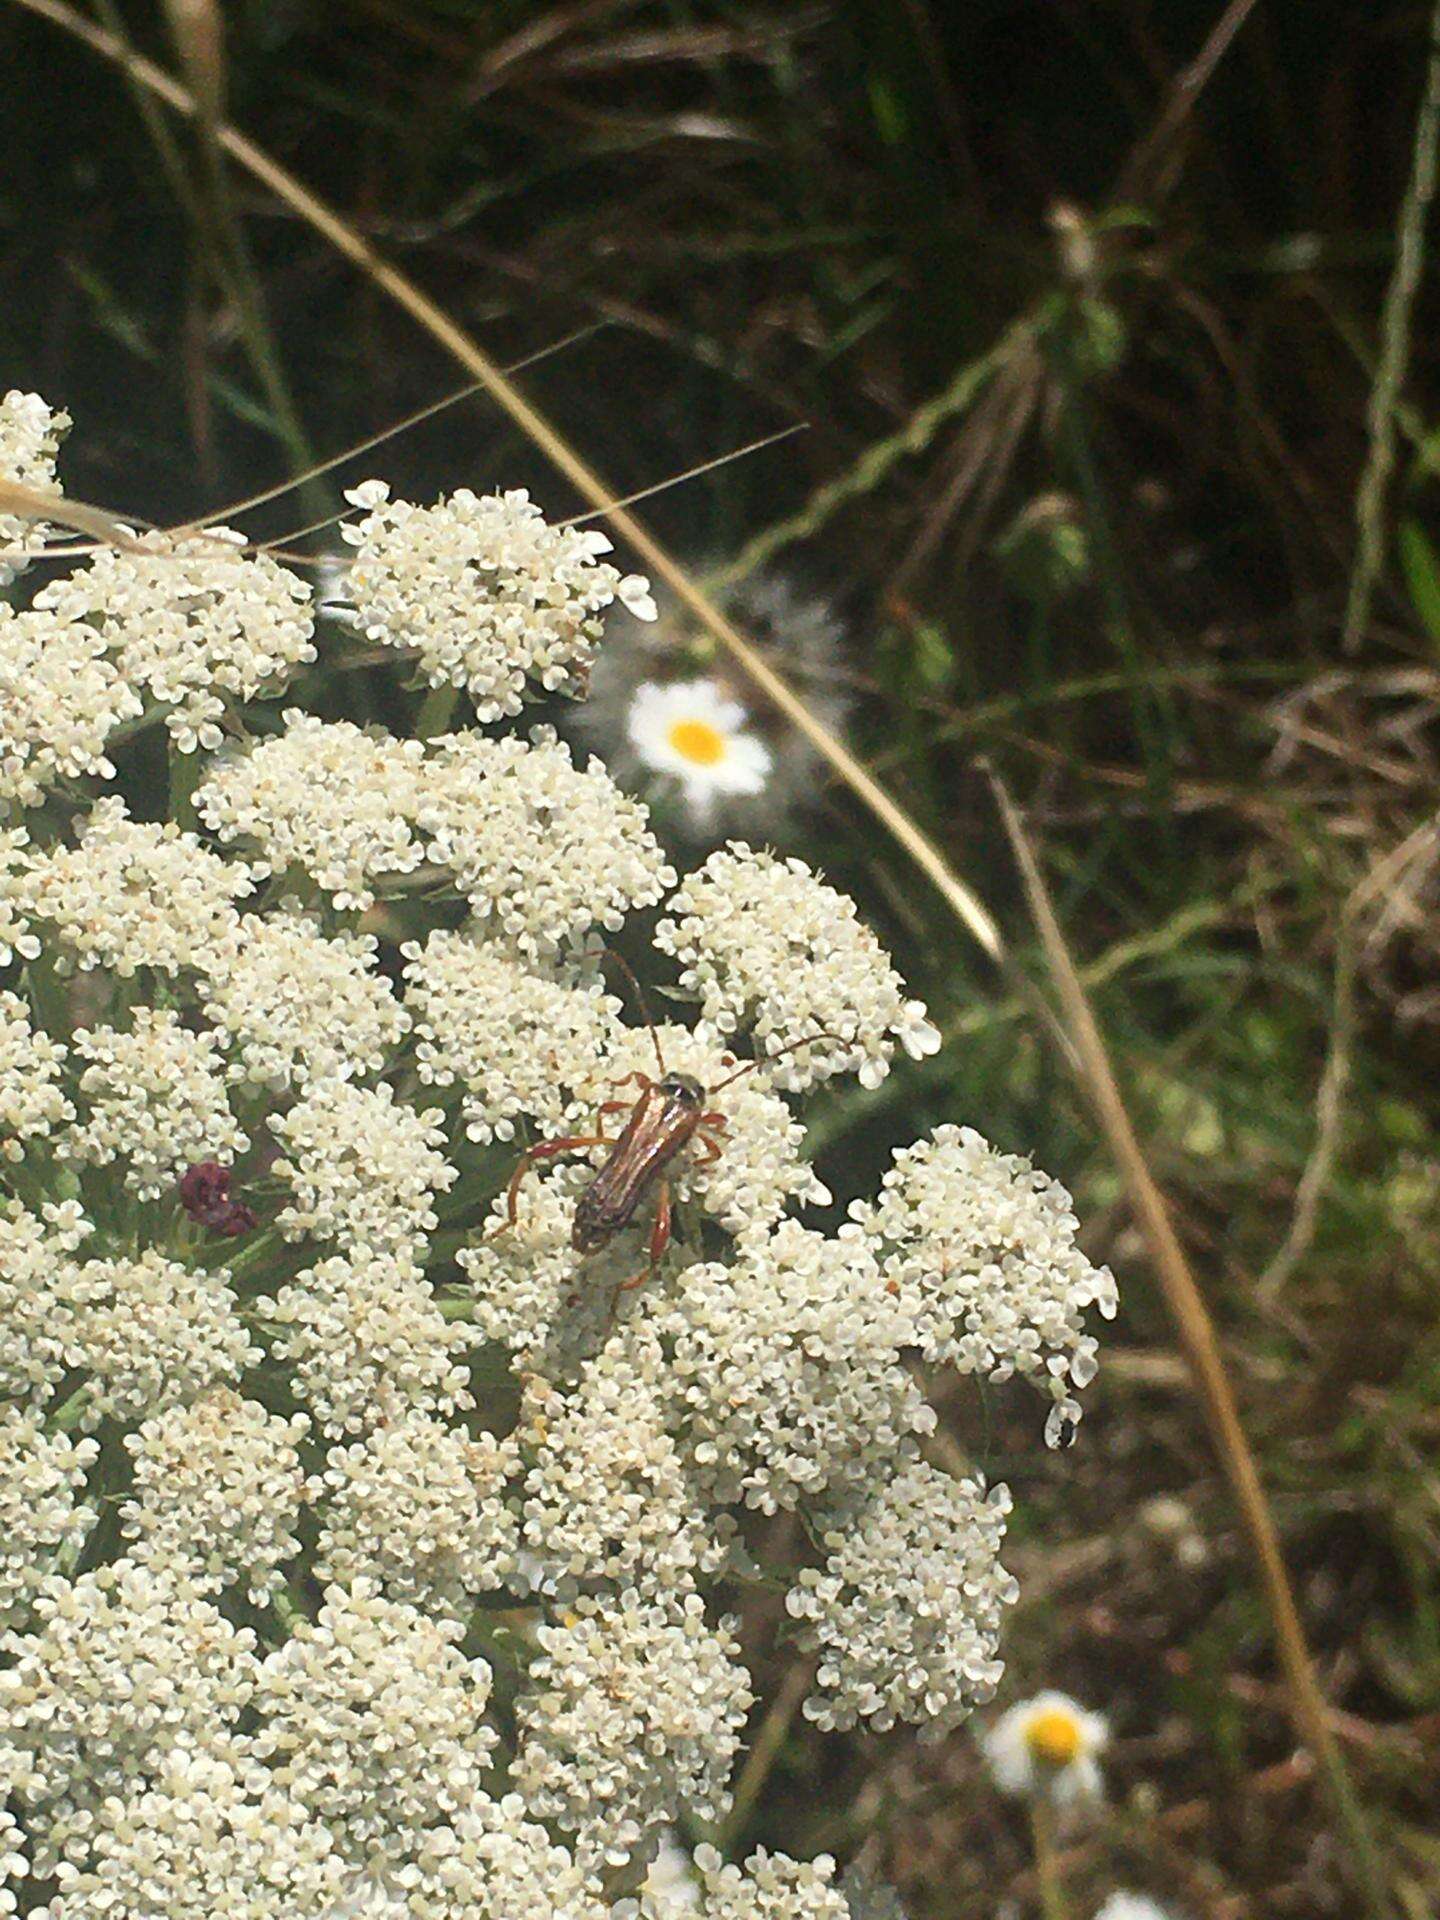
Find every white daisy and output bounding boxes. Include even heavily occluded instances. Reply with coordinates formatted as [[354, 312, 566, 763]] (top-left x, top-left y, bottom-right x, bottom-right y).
[[1094, 1897, 1176, 1920], [626, 678, 772, 822], [980, 1689, 1109, 1808]]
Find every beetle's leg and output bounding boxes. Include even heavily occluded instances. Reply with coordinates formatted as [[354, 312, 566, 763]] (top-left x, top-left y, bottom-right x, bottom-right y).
[[691, 1129, 725, 1167], [597, 1099, 638, 1120], [604, 1070, 653, 1098], [500, 1132, 613, 1231], [698, 1111, 728, 1131], [610, 1178, 671, 1315]]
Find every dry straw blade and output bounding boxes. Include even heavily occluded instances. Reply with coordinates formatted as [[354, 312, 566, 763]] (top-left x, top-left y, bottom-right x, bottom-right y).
[[987, 768, 1393, 1920]]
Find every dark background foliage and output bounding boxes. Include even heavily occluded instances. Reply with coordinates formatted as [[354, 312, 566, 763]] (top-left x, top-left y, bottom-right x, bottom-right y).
[[3, 3, 1438, 1914]]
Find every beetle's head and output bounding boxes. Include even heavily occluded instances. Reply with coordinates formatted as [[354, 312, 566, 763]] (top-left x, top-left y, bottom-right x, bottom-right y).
[[658, 1071, 705, 1108]]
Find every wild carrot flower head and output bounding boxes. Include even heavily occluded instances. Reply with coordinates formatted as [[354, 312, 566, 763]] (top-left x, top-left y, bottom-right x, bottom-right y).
[[0, 389, 1116, 1911]]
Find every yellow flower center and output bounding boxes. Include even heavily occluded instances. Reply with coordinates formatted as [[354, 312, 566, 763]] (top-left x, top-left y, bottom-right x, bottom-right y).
[[1025, 1709, 1083, 1767], [666, 718, 727, 766]]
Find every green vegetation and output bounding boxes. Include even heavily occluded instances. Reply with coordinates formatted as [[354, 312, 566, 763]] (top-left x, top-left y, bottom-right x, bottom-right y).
[[3, 2, 1437, 1912]]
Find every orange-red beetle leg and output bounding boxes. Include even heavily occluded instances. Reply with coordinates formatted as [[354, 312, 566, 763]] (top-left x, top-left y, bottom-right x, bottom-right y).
[[501, 1132, 612, 1229]]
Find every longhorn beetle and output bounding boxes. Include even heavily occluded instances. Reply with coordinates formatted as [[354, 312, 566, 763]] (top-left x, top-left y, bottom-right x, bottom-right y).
[[497, 954, 835, 1310]]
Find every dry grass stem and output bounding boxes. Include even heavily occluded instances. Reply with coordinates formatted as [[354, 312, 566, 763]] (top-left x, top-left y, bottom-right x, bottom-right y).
[[986, 769, 1395, 1920]]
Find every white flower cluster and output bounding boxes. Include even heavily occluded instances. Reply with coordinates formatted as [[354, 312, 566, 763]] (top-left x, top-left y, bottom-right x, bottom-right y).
[[403, 929, 622, 1142], [338, 479, 656, 720], [0, 987, 72, 1160], [655, 845, 941, 1089], [668, 1221, 934, 1513], [0, 1198, 90, 1404], [271, 1077, 454, 1253], [258, 1249, 474, 1439], [786, 1455, 1016, 1740], [249, 1578, 497, 1853], [0, 388, 69, 586], [35, 525, 316, 752], [420, 729, 675, 959], [620, 1844, 850, 1920], [60, 1006, 246, 1198], [0, 389, 1117, 1917], [196, 712, 426, 911], [199, 906, 407, 1087], [120, 1390, 309, 1606], [516, 1588, 754, 1871], [22, 797, 254, 976], [0, 602, 141, 806], [0, 1559, 261, 1873], [850, 1124, 1118, 1443], [313, 1412, 516, 1616], [54, 1248, 261, 1428], [0, 1405, 97, 1627]]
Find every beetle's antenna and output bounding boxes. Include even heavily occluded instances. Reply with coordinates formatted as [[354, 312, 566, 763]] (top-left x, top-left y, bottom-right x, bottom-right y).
[[599, 947, 667, 1077], [707, 1030, 845, 1093]]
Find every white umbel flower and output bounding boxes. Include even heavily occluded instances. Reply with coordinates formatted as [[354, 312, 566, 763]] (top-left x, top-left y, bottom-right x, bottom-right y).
[[59, 1249, 261, 1428], [0, 1559, 260, 1874], [625, 678, 773, 823], [35, 525, 315, 752], [411, 1791, 609, 1920], [402, 929, 623, 1143], [980, 1688, 1109, 1808], [249, 1577, 497, 1855], [60, 1007, 246, 1199], [199, 907, 408, 1088], [120, 1390, 309, 1606], [0, 388, 70, 585], [0, 1198, 91, 1406], [851, 1125, 1117, 1445], [0, 1406, 97, 1628], [515, 1587, 754, 1869], [0, 1805, 27, 1919], [669, 1220, 934, 1514], [337, 479, 654, 720], [0, 602, 141, 806], [314, 1412, 517, 1617], [654, 844, 941, 1091], [271, 1076, 456, 1255], [0, 988, 72, 1162], [196, 712, 427, 911], [518, 1332, 727, 1596], [21, 797, 254, 976], [418, 730, 675, 961], [0, 827, 39, 968], [43, 1740, 347, 1920], [1093, 1897, 1176, 1920], [617, 1845, 850, 1920], [786, 1454, 1016, 1740], [259, 1248, 475, 1439]]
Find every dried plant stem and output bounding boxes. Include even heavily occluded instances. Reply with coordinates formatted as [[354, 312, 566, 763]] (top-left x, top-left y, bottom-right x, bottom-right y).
[[9, 0, 1004, 967], [987, 772, 1393, 1920], [1342, 0, 1440, 654]]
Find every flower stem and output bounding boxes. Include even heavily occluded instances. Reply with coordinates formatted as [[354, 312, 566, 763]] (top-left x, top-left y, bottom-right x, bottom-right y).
[[1029, 1800, 1069, 1920]]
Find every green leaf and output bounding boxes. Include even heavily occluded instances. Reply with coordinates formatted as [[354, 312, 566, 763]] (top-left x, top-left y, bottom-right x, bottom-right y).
[[1398, 517, 1440, 644]]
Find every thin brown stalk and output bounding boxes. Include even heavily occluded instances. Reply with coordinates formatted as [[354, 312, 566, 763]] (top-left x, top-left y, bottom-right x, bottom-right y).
[[986, 770, 1394, 1920], [10, 0, 1004, 967]]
